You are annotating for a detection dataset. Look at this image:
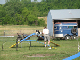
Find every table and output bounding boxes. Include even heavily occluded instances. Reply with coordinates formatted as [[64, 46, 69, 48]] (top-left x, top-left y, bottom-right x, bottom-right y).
[[22, 40, 36, 50]]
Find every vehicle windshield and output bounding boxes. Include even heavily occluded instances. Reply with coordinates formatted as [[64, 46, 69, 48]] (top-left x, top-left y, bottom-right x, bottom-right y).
[[68, 26, 73, 28], [74, 26, 77, 28]]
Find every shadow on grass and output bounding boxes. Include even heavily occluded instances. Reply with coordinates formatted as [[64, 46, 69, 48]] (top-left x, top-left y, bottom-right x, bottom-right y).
[[10, 45, 59, 48], [53, 37, 80, 41]]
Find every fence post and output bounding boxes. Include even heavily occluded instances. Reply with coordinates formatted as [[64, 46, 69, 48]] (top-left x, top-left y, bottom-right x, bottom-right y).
[[4, 31, 5, 36], [16, 38, 18, 51], [2, 43, 3, 51], [2, 41, 6, 51]]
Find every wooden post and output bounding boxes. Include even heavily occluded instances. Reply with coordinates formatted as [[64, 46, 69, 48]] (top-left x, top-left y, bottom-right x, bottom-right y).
[[53, 20, 54, 37], [76, 20, 78, 23], [78, 42, 79, 51], [4, 31, 5, 36], [2, 44, 3, 51], [30, 41, 31, 47], [2, 42, 6, 51], [29, 41, 31, 50], [16, 38, 18, 51]]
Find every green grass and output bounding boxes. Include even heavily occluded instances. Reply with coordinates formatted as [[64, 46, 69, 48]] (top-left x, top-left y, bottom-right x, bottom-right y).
[[0, 25, 80, 60], [0, 36, 80, 60], [0, 25, 44, 35], [0, 25, 43, 29]]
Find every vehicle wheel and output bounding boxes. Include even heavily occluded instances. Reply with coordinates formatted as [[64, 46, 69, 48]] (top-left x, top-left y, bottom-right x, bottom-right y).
[[72, 35, 77, 40], [71, 28, 77, 34], [65, 36, 71, 40], [60, 38, 63, 40]]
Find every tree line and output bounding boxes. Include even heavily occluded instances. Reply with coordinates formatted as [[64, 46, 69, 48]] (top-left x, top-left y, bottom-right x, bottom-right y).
[[0, 0, 80, 26]]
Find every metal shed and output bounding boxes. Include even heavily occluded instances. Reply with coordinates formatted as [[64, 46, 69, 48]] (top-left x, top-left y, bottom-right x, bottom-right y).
[[47, 9, 80, 37]]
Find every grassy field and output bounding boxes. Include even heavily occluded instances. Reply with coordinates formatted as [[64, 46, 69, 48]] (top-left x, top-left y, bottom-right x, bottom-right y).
[[0, 25, 44, 36], [0, 25, 80, 60]]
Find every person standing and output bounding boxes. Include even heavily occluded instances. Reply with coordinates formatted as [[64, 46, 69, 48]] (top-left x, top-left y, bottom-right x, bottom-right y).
[[43, 27, 50, 47]]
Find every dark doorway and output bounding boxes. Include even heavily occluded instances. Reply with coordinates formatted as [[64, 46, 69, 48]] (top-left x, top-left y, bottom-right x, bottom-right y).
[[78, 20, 80, 28], [54, 20, 76, 24]]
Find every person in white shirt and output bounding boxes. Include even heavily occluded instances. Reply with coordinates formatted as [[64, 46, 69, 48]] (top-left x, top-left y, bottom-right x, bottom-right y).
[[43, 27, 50, 47]]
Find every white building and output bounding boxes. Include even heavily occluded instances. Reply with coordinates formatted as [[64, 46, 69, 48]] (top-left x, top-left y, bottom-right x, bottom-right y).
[[47, 9, 80, 37]]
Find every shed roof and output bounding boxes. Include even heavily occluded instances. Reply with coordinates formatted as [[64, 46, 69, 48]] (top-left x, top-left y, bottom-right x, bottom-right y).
[[49, 9, 80, 20]]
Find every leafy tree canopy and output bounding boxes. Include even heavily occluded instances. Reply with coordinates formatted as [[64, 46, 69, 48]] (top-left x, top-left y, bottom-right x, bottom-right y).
[[0, 0, 80, 26]]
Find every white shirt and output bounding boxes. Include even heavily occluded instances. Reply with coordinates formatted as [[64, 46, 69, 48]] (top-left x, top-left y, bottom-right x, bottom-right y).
[[43, 29, 49, 34]]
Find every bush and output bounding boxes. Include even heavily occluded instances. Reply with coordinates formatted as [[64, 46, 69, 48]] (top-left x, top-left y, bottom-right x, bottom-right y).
[[38, 18, 47, 27]]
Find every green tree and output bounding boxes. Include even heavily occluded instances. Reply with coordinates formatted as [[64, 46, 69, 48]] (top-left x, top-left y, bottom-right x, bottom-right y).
[[21, 7, 30, 24], [2, 15, 11, 25], [27, 15, 38, 26], [14, 13, 24, 25], [0, 5, 6, 25], [1, 0, 80, 26], [38, 18, 46, 26]]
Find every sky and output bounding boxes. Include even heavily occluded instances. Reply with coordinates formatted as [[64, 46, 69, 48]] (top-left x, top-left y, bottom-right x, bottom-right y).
[[31, 0, 42, 2], [0, 0, 42, 4], [0, 0, 5, 4]]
